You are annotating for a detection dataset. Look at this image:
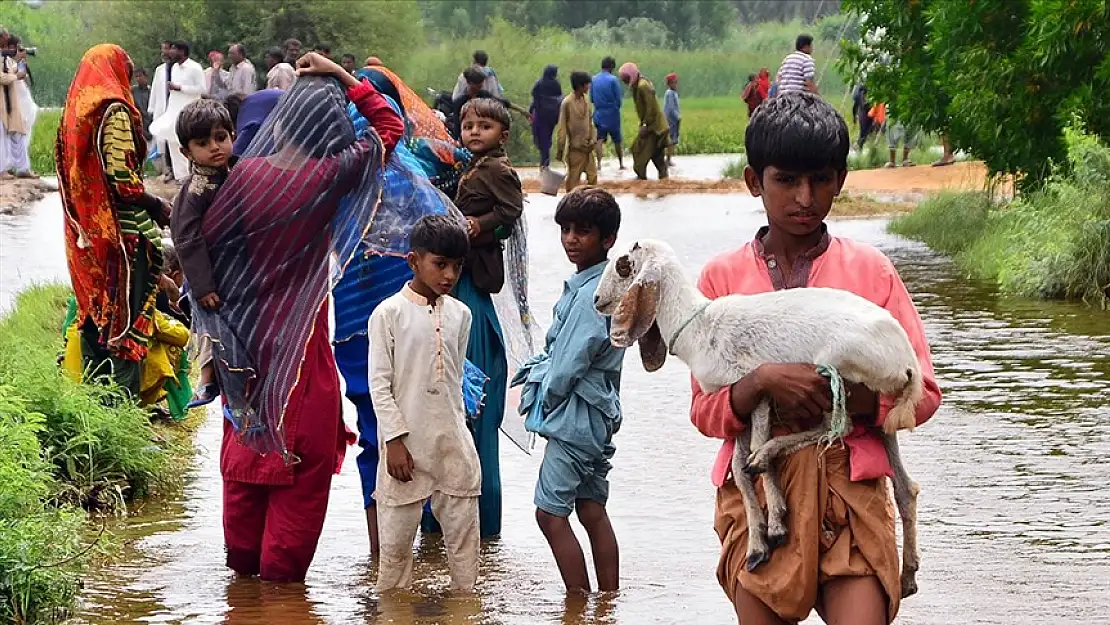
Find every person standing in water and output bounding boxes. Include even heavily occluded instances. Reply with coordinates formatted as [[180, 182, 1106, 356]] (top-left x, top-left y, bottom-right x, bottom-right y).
[[529, 64, 562, 169], [663, 72, 681, 167]]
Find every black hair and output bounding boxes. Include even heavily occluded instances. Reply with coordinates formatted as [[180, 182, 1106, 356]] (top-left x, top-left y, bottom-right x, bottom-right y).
[[230, 43, 246, 58], [314, 43, 331, 54], [570, 71, 591, 91], [745, 91, 849, 179], [795, 34, 814, 51], [554, 186, 622, 240], [172, 40, 190, 58], [7, 35, 20, 47], [176, 98, 234, 147], [463, 64, 486, 86], [283, 38, 301, 49], [601, 56, 616, 71], [461, 97, 511, 131], [410, 215, 470, 259], [748, 73, 756, 82], [223, 92, 246, 130], [161, 39, 173, 47], [341, 53, 356, 63], [265, 47, 284, 63], [473, 49, 489, 66], [134, 67, 148, 77]]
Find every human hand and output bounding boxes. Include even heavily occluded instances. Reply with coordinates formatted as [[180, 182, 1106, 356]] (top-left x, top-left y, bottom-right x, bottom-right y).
[[465, 217, 480, 239], [295, 52, 344, 77], [168, 82, 181, 91], [199, 293, 222, 310], [158, 273, 178, 295], [385, 438, 415, 482], [754, 363, 832, 426]]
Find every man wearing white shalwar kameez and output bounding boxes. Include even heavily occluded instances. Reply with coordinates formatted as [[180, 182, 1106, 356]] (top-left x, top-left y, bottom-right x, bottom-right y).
[[148, 42, 174, 177], [369, 284, 481, 591], [150, 42, 205, 181]]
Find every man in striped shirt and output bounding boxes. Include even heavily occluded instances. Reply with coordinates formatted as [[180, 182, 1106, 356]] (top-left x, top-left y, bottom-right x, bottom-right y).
[[775, 34, 818, 95]]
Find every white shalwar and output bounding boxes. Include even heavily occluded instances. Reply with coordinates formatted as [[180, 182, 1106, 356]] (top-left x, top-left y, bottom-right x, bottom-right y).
[[369, 285, 481, 591], [149, 58, 205, 180]]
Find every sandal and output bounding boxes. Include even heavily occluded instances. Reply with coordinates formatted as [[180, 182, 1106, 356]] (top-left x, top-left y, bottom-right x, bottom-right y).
[[883, 162, 897, 168], [932, 157, 955, 167], [902, 160, 915, 167], [187, 382, 220, 409]]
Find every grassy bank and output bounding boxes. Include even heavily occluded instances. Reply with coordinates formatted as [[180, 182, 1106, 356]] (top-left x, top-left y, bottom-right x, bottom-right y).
[[891, 130, 1110, 308], [0, 285, 193, 623]]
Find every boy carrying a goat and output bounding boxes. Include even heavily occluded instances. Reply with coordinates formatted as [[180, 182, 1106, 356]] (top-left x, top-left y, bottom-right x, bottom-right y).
[[686, 93, 941, 624]]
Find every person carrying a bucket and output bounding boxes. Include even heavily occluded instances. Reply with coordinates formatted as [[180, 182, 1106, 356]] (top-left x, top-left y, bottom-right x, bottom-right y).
[[556, 71, 597, 192]]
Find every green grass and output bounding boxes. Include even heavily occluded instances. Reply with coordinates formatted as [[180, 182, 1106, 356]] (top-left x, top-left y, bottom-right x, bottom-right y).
[[30, 110, 60, 176], [0, 285, 194, 623], [891, 130, 1110, 308]]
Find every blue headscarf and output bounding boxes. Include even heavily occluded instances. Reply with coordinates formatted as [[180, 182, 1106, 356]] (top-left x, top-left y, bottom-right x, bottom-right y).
[[232, 89, 283, 156]]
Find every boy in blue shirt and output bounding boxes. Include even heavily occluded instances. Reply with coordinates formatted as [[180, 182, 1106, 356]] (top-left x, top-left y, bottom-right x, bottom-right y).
[[512, 186, 624, 592]]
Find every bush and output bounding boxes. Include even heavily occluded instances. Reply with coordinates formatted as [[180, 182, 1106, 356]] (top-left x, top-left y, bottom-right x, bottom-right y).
[[891, 131, 1110, 308], [30, 109, 60, 176], [0, 285, 179, 512]]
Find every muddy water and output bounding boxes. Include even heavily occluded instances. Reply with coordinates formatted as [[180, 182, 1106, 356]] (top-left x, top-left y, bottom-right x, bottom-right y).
[[2, 193, 1108, 624]]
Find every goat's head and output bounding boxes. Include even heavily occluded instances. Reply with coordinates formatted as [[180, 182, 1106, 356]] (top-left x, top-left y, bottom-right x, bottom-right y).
[[595, 239, 672, 372]]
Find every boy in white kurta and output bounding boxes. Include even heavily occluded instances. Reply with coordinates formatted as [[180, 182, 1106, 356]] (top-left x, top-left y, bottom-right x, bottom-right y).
[[369, 215, 482, 591]]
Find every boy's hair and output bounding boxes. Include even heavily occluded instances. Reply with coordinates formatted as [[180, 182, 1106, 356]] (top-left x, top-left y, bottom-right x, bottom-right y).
[[314, 43, 331, 54], [341, 53, 356, 63], [410, 215, 470, 259], [601, 56, 616, 71], [463, 64, 486, 86], [473, 49, 489, 66], [461, 97, 511, 131], [134, 67, 148, 78], [795, 34, 814, 51], [570, 71, 591, 91], [171, 40, 190, 58], [745, 91, 848, 179], [176, 98, 234, 147], [223, 92, 246, 130], [265, 47, 284, 64], [554, 186, 622, 240]]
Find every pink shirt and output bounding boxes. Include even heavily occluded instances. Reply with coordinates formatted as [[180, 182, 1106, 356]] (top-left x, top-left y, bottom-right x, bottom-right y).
[[689, 229, 942, 487]]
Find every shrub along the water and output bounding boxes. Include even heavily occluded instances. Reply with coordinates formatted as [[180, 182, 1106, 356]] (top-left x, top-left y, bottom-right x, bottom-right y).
[[891, 130, 1110, 309], [0, 284, 189, 622]]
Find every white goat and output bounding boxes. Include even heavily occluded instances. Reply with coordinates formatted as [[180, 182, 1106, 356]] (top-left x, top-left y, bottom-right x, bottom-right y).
[[594, 239, 923, 599]]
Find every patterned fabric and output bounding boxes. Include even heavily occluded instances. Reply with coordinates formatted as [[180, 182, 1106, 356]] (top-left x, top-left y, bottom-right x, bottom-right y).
[[57, 44, 162, 362], [192, 77, 388, 458], [354, 66, 470, 197]]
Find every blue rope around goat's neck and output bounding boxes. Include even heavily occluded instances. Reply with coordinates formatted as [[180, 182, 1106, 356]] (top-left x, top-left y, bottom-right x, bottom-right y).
[[816, 364, 851, 448]]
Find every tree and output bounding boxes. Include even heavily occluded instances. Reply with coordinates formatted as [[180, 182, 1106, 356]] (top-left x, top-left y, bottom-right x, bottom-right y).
[[840, 0, 1110, 189]]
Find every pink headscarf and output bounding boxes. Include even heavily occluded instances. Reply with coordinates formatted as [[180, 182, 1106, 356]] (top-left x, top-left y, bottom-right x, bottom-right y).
[[618, 62, 640, 83]]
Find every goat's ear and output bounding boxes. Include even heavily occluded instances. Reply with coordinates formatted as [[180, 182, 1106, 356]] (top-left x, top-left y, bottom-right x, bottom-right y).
[[610, 265, 661, 348], [638, 322, 667, 372]]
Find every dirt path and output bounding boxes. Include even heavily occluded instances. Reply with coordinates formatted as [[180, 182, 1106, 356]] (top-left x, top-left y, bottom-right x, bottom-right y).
[[2, 161, 995, 218]]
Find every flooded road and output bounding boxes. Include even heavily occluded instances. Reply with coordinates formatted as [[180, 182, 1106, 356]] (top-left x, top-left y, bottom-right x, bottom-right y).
[[2, 193, 1107, 624]]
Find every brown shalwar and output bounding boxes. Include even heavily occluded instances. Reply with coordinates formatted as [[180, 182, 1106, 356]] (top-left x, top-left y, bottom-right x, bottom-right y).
[[713, 442, 901, 623]]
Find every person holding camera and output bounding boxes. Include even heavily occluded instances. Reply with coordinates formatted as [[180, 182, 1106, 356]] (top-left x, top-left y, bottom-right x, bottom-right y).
[[0, 30, 37, 179]]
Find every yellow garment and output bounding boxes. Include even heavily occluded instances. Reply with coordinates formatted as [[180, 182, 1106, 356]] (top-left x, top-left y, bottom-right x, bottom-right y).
[[63, 309, 190, 407], [565, 148, 597, 191], [139, 311, 190, 407]]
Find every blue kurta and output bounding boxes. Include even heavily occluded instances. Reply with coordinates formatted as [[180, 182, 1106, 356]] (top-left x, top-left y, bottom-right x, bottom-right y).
[[512, 261, 624, 516], [590, 71, 623, 132]]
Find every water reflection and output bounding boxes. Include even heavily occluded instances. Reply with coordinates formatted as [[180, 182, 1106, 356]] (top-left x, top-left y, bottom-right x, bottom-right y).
[[1, 193, 1107, 624]]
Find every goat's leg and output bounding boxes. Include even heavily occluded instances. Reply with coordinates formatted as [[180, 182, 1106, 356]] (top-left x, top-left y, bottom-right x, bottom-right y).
[[732, 430, 771, 572], [742, 403, 789, 556], [883, 432, 921, 599], [745, 429, 824, 476]]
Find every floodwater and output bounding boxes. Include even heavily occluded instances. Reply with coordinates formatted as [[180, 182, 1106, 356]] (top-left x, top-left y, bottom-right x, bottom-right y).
[[1, 192, 1108, 625]]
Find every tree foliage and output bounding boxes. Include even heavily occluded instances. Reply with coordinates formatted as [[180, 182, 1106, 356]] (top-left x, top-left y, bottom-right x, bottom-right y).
[[417, 0, 740, 48], [91, 0, 423, 75], [840, 0, 1110, 188]]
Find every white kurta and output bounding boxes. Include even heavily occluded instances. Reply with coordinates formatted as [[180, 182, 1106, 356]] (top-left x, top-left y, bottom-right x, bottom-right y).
[[150, 58, 206, 180], [369, 285, 482, 506], [370, 285, 482, 592]]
